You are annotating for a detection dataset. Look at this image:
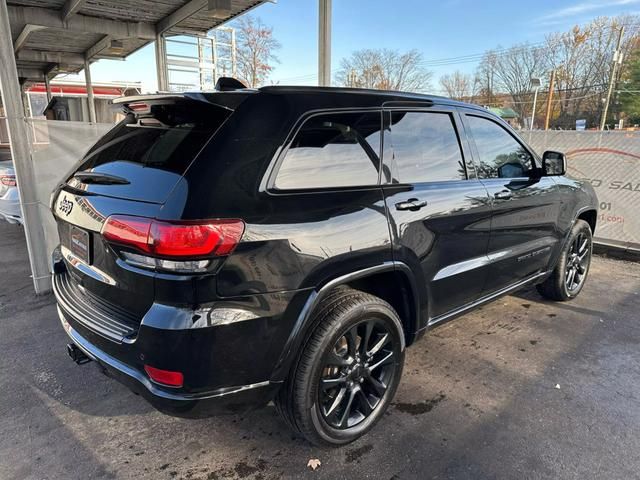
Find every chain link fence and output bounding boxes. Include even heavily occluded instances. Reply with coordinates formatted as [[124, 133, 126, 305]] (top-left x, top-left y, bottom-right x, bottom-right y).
[[525, 130, 640, 252]]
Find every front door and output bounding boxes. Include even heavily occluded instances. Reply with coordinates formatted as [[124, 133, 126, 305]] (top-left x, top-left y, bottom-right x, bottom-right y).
[[382, 107, 492, 321], [461, 111, 561, 294]]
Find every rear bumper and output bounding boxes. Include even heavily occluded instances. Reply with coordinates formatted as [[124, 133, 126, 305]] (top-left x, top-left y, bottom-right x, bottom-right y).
[[52, 260, 311, 416], [57, 306, 281, 416]]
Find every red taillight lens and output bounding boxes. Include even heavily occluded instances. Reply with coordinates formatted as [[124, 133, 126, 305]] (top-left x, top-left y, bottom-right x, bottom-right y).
[[1, 175, 16, 187], [101, 215, 245, 258], [102, 215, 153, 254], [144, 365, 184, 387]]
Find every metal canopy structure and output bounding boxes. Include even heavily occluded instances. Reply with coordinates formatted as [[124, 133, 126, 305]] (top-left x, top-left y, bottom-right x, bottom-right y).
[[7, 0, 268, 84], [0, 0, 270, 294]]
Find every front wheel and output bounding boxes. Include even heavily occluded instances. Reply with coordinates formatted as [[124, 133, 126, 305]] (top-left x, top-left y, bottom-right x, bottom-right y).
[[537, 219, 593, 301], [275, 288, 405, 446]]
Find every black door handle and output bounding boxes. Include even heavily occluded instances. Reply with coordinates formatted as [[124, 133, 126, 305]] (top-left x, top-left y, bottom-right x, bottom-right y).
[[494, 190, 513, 200], [395, 198, 428, 211]]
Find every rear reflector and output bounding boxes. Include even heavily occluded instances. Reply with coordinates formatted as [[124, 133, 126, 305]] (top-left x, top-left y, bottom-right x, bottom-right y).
[[144, 365, 184, 387], [1, 175, 16, 187], [101, 215, 244, 258]]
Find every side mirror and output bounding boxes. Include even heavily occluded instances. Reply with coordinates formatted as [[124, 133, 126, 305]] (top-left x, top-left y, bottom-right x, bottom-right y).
[[542, 151, 567, 176]]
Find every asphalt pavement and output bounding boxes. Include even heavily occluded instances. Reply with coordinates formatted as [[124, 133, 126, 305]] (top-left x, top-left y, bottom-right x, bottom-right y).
[[1, 220, 639, 480]]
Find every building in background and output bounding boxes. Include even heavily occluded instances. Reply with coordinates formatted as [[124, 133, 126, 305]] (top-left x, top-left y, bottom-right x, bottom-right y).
[[487, 106, 521, 128], [26, 81, 141, 123], [1, 80, 141, 154]]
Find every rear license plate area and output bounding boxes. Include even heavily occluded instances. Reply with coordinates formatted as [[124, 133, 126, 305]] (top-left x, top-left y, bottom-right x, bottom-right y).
[[68, 225, 91, 264]]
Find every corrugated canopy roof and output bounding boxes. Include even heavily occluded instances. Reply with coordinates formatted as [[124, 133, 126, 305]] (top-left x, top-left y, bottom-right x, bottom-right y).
[[7, 0, 269, 82]]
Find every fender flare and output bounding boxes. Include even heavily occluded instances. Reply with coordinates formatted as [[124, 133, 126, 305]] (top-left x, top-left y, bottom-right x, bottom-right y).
[[269, 261, 420, 383]]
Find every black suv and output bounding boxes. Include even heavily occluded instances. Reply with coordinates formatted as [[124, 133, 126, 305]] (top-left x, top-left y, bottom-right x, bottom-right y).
[[52, 85, 598, 445]]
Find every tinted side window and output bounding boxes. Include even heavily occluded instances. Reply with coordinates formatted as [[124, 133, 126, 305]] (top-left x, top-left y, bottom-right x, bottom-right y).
[[387, 111, 466, 183], [466, 115, 534, 179], [274, 112, 381, 189]]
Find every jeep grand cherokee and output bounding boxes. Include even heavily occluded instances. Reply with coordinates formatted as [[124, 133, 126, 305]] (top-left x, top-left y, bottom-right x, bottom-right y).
[[52, 84, 598, 445]]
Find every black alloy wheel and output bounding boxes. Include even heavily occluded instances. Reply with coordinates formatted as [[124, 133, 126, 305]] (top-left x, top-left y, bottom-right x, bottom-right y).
[[319, 319, 396, 429], [565, 230, 591, 293]]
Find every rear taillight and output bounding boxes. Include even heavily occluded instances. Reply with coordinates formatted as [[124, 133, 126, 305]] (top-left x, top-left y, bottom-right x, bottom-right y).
[[101, 215, 245, 272], [1, 175, 16, 187], [144, 365, 183, 388]]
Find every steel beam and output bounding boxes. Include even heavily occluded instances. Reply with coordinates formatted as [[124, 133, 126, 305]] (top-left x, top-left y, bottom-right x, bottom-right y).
[[13, 24, 45, 52], [85, 35, 112, 60], [318, 0, 332, 86], [17, 67, 49, 79], [155, 33, 168, 91], [84, 57, 97, 123], [8, 5, 156, 40], [156, 0, 206, 35], [0, 0, 51, 293], [61, 0, 87, 21], [44, 72, 52, 102], [17, 49, 84, 65]]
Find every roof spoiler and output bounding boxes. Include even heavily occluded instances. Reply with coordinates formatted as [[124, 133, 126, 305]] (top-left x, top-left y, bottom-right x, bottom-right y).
[[112, 92, 243, 113], [215, 77, 247, 91]]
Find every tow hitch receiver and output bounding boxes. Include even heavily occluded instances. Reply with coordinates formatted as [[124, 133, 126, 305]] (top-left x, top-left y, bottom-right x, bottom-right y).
[[67, 343, 91, 365]]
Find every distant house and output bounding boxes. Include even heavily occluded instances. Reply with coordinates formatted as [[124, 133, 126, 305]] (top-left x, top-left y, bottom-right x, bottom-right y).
[[486, 107, 521, 128]]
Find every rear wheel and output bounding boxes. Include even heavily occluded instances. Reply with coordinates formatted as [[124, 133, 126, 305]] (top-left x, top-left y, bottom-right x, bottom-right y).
[[275, 287, 405, 446], [537, 219, 593, 301]]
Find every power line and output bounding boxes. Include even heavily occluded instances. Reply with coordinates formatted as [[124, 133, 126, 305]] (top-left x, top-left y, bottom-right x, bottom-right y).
[[274, 20, 640, 84]]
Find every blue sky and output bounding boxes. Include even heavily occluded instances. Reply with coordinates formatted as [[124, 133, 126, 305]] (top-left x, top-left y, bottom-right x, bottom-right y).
[[74, 0, 640, 93]]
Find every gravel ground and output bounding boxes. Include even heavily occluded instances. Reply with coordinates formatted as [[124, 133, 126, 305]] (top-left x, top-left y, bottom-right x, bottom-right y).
[[1, 220, 639, 480]]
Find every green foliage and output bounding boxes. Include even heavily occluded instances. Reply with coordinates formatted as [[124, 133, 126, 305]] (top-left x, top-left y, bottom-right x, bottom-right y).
[[618, 45, 640, 124]]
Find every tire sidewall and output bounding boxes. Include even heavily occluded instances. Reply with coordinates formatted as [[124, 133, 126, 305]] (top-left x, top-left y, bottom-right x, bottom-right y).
[[303, 302, 405, 446]]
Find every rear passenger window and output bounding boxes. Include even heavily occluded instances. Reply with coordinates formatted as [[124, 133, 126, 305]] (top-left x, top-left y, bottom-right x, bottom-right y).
[[387, 111, 466, 183], [274, 112, 382, 189], [466, 115, 534, 179]]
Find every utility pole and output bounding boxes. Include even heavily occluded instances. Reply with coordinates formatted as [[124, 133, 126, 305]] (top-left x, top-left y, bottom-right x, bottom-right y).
[[84, 57, 97, 123], [529, 77, 541, 131], [544, 69, 556, 130], [318, 0, 332, 86], [600, 26, 625, 131]]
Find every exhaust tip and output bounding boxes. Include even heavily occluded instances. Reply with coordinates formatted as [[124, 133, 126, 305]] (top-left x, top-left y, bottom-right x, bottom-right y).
[[67, 343, 91, 365]]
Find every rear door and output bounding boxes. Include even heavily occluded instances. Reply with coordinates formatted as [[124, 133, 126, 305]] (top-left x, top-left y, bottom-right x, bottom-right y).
[[382, 106, 492, 321], [461, 110, 561, 293]]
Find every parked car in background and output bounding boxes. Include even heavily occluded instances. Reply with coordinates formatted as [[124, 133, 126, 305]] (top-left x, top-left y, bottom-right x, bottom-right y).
[[0, 160, 21, 225], [51, 84, 598, 446]]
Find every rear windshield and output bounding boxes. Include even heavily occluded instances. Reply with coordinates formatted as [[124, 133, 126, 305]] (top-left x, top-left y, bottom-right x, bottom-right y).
[[77, 100, 231, 174]]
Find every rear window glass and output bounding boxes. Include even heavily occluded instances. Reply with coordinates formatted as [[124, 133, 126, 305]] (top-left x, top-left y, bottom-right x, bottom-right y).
[[78, 101, 231, 174], [274, 111, 382, 190]]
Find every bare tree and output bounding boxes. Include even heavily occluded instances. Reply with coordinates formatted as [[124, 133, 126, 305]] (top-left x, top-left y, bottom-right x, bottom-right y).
[[488, 43, 546, 120], [545, 15, 640, 127], [439, 70, 472, 100], [336, 49, 432, 92], [235, 16, 281, 88], [474, 51, 499, 105]]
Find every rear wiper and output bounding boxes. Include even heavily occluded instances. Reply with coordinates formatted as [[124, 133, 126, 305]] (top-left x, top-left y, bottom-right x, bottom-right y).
[[74, 172, 130, 185]]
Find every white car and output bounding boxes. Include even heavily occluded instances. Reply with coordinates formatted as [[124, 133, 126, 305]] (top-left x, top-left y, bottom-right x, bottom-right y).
[[0, 160, 22, 224]]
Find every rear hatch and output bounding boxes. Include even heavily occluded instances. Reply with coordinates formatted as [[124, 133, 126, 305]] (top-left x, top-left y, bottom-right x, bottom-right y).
[[52, 94, 239, 330]]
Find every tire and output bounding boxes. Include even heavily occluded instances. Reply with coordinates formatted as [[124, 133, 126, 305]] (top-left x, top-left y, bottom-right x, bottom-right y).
[[275, 287, 405, 446], [536, 219, 593, 301]]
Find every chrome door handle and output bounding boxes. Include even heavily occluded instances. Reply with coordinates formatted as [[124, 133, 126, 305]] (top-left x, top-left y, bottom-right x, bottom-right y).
[[494, 190, 513, 200], [395, 198, 428, 211]]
